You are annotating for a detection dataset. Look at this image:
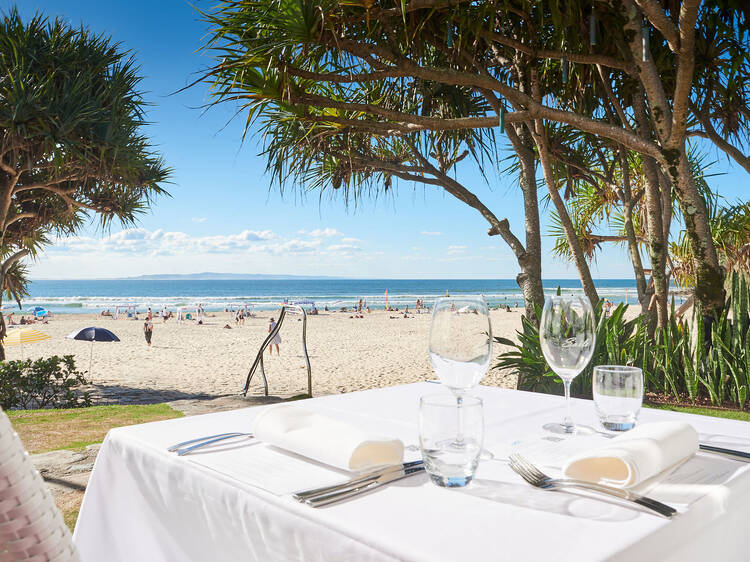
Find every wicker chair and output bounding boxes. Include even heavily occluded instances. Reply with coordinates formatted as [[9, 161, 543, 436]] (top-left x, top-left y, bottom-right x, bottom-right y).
[[0, 408, 79, 561]]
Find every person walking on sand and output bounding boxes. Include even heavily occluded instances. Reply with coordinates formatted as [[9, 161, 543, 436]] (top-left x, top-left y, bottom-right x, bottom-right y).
[[268, 317, 281, 355], [147, 307, 153, 321], [144, 320, 153, 347]]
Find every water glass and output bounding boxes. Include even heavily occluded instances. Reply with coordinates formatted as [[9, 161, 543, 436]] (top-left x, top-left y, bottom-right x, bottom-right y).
[[593, 365, 644, 431], [419, 394, 483, 487]]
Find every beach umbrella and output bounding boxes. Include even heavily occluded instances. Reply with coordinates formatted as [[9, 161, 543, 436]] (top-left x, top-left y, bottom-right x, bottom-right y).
[[66, 327, 120, 374], [2, 328, 51, 359]]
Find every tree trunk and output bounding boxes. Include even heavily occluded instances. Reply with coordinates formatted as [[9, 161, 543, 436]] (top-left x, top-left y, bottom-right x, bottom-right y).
[[632, 92, 669, 327], [669, 151, 726, 314], [642, 156, 669, 328], [619, 149, 649, 312], [533, 130, 600, 308], [0, 309, 5, 361], [507, 123, 545, 321]]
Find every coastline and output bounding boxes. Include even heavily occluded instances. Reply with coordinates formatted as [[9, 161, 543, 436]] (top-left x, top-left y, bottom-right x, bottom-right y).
[[5, 310, 525, 404]]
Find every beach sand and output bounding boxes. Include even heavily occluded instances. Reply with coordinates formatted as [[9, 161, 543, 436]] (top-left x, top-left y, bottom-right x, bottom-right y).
[[4, 309, 525, 404]]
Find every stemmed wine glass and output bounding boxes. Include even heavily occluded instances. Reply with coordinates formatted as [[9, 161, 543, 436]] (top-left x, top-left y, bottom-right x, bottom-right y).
[[428, 296, 492, 443], [539, 295, 596, 434]]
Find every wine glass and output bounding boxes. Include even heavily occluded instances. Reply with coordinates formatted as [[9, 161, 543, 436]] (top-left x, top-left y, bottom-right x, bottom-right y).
[[429, 296, 492, 395], [539, 295, 596, 434], [428, 296, 492, 445]]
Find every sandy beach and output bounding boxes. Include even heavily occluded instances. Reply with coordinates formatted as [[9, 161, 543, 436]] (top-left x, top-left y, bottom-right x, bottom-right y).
[[4, 309, 526, 404]]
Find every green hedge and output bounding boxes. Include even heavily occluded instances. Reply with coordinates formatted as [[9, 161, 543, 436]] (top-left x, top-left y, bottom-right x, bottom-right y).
[[496, 273, 750, 409]]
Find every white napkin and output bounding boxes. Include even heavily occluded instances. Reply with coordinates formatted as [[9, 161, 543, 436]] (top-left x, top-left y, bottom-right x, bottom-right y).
[[562, 422, 699, 488], [252, 405, 404, 471]]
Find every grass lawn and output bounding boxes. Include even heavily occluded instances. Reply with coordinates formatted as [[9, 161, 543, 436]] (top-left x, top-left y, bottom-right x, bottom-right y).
[[7, 403, 183, 454], [644, 402, 750, 422]]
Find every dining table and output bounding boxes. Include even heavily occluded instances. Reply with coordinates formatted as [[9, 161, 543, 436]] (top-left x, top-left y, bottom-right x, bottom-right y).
[[72, 382, 750, 562]]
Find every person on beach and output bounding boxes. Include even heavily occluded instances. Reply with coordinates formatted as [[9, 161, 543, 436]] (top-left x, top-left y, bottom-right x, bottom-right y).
[[147, 307, 153, 321], [268, 317, 281, 355], [144, 320, 153, 347], [161, 307, 168, 323]]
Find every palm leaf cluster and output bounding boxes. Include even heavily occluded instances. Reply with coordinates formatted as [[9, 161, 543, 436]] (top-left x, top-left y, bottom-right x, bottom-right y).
[[0, 9, 170, 355]]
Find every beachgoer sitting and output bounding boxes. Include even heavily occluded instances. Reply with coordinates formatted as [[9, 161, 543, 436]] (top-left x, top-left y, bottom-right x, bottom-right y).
[[19, 316, 26, 325], [223, 324, 232, 329]]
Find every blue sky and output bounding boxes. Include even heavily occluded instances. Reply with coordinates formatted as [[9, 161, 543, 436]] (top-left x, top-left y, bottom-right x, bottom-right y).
[[10, 1, 749, 280]]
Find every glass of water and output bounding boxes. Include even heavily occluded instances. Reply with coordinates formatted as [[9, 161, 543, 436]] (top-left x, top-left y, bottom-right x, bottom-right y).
[[539, 295, 596, 434], [419, 393, 483, 487], [593, 365, 643, 431]]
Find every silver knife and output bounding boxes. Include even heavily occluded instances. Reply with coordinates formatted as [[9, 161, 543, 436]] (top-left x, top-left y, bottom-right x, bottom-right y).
[[700, 444, 750, 462], [294, 460, 424, 501], [305, 465, 426, 507]]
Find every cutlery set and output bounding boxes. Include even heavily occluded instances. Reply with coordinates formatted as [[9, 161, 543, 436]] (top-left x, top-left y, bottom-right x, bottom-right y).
[[167, 433, 749, 513]]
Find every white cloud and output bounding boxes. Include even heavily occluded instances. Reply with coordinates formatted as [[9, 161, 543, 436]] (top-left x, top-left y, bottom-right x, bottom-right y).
[[446, 245, 467, 255], [50, 228, 278, 257], [309, 228, 343, 238], [421, 231, 442, 236], [327, 243, 362, 255], [341, 237, 361, 244], [191, 217, 207, 223]]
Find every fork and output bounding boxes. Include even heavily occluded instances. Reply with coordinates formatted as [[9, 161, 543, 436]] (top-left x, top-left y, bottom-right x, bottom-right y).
[[168, 432, 254, 456], [507, 454, 677, 518]]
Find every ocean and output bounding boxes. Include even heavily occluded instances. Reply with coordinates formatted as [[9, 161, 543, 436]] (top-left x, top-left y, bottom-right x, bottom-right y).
[[17, 278, 647, 314]]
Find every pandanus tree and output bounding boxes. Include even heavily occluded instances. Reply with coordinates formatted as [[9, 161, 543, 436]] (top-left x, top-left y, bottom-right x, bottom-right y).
[[199, 0, 750, 328], [0, 10, 170, 358], [252, 75, 548, 317]]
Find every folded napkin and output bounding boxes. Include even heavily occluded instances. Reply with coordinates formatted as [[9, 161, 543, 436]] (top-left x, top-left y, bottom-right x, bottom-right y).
[[252, 405, 404, 471], [562, 422, 698, 488]]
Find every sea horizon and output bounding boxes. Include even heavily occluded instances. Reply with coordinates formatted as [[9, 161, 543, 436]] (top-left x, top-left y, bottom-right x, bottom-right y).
[[12, 278, 681, 314]]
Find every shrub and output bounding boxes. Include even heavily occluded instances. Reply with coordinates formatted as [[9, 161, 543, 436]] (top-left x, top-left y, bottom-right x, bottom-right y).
[[495, 302, 647, 398], [0, 355, 91, 410], [495, 272, 750, 409]]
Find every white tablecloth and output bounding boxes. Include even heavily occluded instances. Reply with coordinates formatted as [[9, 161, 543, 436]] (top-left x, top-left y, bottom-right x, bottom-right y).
[[73, 383, 750, 561]]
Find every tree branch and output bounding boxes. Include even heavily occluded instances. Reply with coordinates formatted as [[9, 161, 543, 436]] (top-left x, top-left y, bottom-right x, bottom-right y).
[[669, 0, 699, 147], [633, 0, 680, 52]]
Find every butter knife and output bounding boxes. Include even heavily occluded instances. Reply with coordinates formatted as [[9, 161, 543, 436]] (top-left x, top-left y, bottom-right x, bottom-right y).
[[305, 464, 426, 507], [700, 444, 750, 462]]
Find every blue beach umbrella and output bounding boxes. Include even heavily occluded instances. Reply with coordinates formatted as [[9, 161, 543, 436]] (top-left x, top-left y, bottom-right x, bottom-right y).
[[66, 326, 120, 374]]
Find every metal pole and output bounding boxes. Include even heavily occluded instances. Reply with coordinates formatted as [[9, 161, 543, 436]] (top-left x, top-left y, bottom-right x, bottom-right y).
[[89, 340, 94, 374]]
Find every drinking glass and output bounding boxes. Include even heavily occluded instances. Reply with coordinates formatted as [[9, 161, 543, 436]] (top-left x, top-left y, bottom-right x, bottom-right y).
[[428, 296, 492, 397], [539, 295, 596, 434], [593, 365, 643, 431], [419, 394, 484, 487]]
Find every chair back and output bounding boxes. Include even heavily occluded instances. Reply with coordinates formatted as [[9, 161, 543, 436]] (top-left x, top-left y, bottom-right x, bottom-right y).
[[0, 408, 80, 561]]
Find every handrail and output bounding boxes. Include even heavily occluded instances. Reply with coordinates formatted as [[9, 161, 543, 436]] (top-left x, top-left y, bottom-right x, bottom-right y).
[[242, 305, 312, 397]]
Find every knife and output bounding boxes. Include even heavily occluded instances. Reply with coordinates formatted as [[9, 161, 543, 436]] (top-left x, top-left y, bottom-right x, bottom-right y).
[[700, 444, 750, 462], [304, 464, 426, 507], [294, 460, 424, 501]]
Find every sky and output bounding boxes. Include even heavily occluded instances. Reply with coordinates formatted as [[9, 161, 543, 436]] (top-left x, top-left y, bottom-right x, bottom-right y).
[[9, 1, 749, 280]]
